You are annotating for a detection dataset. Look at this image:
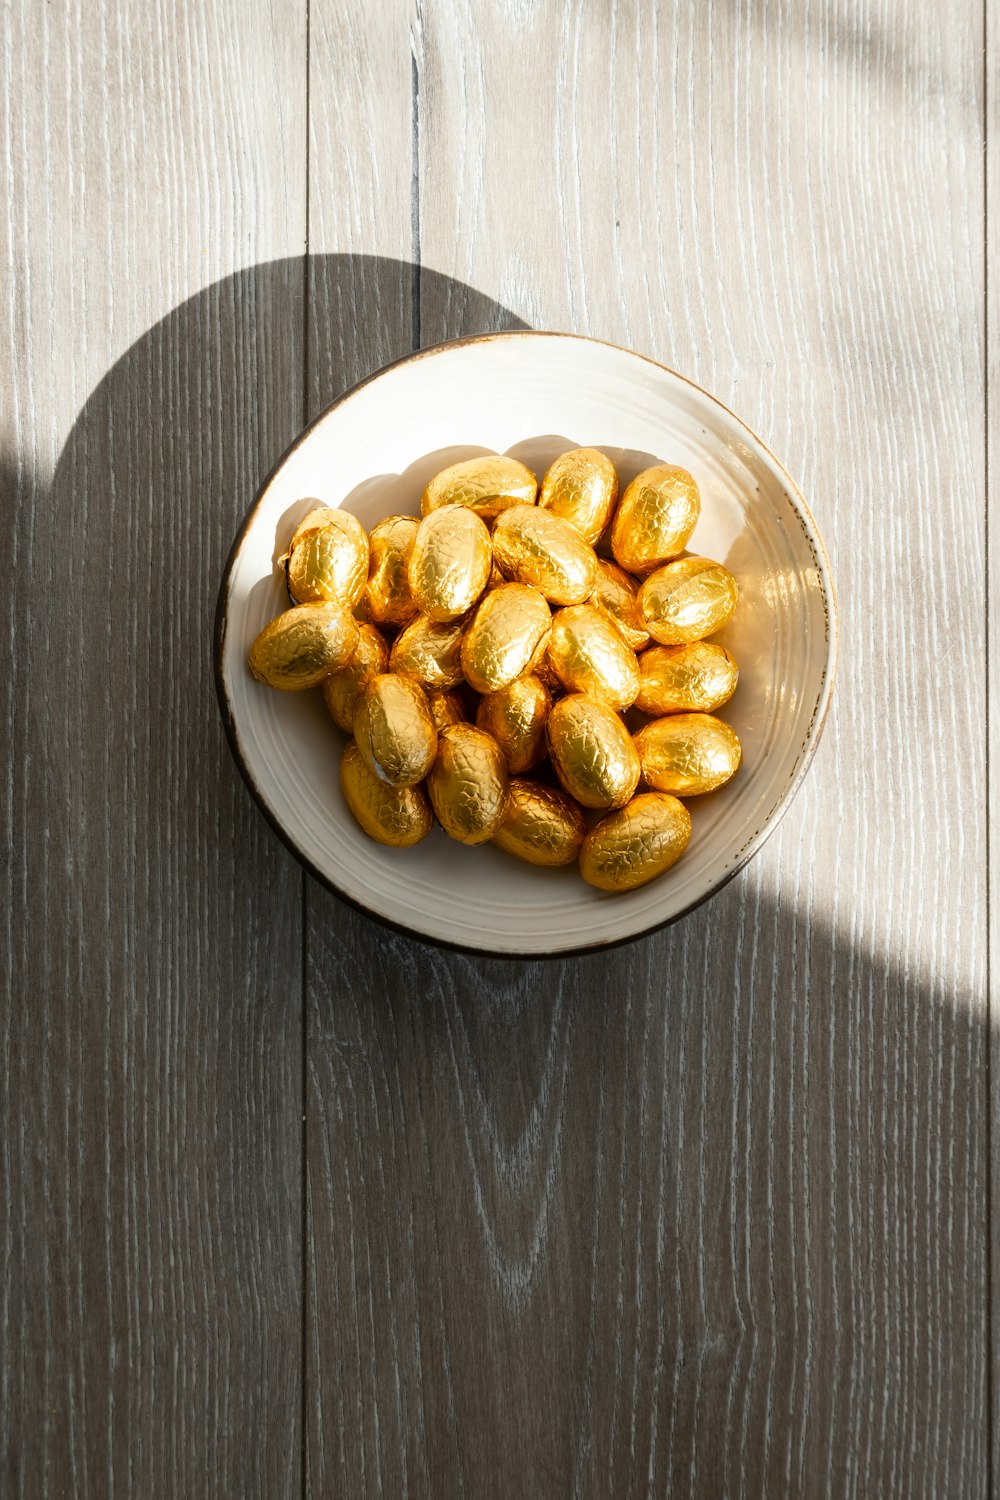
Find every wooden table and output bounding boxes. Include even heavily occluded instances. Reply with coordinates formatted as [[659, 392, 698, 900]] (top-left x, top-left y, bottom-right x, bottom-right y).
[[2, 1, 994, 1494]]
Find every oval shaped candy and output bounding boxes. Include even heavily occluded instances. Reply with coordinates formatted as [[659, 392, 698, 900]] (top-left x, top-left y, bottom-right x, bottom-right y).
[[639, 556, 738, 645], [321, 621, 389, 731], [390, 614, 466, 688], [340, 741, 433, 847], [408, 505, 492, 622], [611, 464, 700, 574], [427, 724, 509, 845], [476, 674, 551, 774], [580, 792, 692, 891], [546, 693, 640, 810], [547, 604, 640, 711], [634, 712, 742, 795], [635, 641, 739, 715], [588, 559, 650, 651], [248, 602, 358, 690], [538, 447, 618, 545], [284, 506, 369, 609], [421, 455, 537, 519], [461, 584, 551, 694], [492, 504, 598, 605], [493, 779, 586, 867], [426, 688, 468, 732], [365, 515, 420, 628], [353, 673, 437, 787]]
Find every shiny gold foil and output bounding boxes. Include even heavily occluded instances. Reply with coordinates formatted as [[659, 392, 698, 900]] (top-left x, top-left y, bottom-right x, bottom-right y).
[[427, 723, 509, 845], [248, 602, 358, 691], [365, 515, 420, 628], [353, 673, 438, 787], [426, 688, 467, 731], [285, 507, 369, 608], [460, 584, 551, 694], [635, 641, 739, 715], [538, 447, 619, 545], [580, 792, 692, 891], [589, 559, 650, 651], [493, 779, 586, 867], [546, 693, 641, 810], [491, 503, 598, 605], [475, 674, 551, 773], [321, 621, 389, 731], [421, 455, 537, 519], [639, 556, 738, 645], [340, 740, 433, 847], [390, 614, 466, 688], [547, 604, 640, 711], [408, 505, 492, 622], [634, 712, 742, 795], [611, 464, 700, 574]]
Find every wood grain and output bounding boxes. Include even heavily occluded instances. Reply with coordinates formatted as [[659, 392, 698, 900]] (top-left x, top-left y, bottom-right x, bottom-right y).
[[0, 1, 307, 1493], [989, 0, 999, 1487], [306, 0, 989, 1496]]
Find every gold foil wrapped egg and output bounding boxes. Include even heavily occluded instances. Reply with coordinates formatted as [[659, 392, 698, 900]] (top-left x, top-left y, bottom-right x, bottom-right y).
[[635, 641, 739, 715], [461, 584, 551, 694], [546, 693, 641, 810], [353, 673, 438, 787], [491, 503, 599, 605], [493, 779, 587, 867], [390, 614, 466, 688], [340, 741, 433, 848], [639, 556, 738, 645], [426, 688, 467, 731], [248, 602, 358, 690], [475, 674, 551, 773], [538, 447, 619, 545], [611, 464, 700, 574], [408, 505, 492, 622], [547, 604, 641, 711], [285, 507, 369, 608], [421, 455, 537, 519], [634, 712, 742, 795], [427, 724, 509, 845], [321, 621, 389, 731], [589, 559, 650, 651], [580, 792, 692, 891], [365, 515, 420, 628]]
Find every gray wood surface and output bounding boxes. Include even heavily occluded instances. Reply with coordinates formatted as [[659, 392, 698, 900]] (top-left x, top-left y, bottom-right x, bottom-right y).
[[2, 0, 993, 1496]]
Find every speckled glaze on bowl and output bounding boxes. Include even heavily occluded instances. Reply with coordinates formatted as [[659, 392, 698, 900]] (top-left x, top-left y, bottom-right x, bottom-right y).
[[215, 333, 836, 957]]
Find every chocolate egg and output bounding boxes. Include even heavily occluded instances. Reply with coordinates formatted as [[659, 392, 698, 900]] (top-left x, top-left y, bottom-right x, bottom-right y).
[[461, 584, 551, 694], [353, 673, 437, 787], [493, 779, 586, 867], [284, 506, 369, 608], [340, 741, 433, 847], [365, 515, 420, 628], [589, 559, 650, 651], [321, 621, 389, 731], [248, 602, 358, 690], [538, 447, 618, 545], [634, 712, 742, 795], [390, 614, 466, 688], [547, 604, 640, 711], [408, 505, 492, 622], [611, 464, 700, 574], [421, 455, 537, 519], [426, 688, 468, 731], [476, 674, 551, 773], [635, 641, 739, 715], [491, 503, 598, 605], [639, 556, 738, 644], [546, 693, 640, 809], [580, 793, 692, 891], [427, 724, 509, 845]]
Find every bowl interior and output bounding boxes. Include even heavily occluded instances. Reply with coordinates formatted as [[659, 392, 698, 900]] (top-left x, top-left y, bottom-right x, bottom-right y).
[[217, 334, 834, 955]]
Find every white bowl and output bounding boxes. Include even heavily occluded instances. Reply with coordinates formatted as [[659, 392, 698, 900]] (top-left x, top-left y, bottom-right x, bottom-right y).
[[215, 333, 836, 956]]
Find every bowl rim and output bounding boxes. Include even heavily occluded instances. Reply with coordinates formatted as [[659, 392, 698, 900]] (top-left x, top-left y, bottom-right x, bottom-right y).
[[214, 330, 838, 959]]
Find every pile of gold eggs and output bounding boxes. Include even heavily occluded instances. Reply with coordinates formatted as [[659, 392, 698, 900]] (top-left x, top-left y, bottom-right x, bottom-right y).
[[247, 450, 742, 892]]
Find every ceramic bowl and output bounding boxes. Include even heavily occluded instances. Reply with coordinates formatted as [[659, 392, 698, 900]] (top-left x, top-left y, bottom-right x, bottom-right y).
[[215, 333, 836, 956]]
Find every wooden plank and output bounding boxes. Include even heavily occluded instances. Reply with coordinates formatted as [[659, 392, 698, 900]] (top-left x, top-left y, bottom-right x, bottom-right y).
[[989, 0, 1000, 1485], [306, 1, 988, 1496], [0, 1, 307, 1493]]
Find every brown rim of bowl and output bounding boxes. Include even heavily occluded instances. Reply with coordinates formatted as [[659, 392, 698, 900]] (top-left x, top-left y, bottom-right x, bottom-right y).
[[214, 330, 838, 959]]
